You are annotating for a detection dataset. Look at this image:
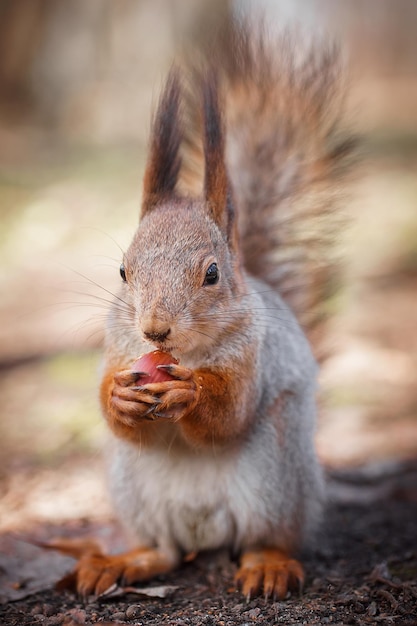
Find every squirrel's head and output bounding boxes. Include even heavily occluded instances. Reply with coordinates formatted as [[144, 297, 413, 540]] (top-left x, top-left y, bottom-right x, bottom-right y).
[[120, 67, 246, 358]]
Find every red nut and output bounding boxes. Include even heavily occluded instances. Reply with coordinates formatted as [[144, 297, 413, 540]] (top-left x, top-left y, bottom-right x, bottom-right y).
[[131, 350, 178, 383]]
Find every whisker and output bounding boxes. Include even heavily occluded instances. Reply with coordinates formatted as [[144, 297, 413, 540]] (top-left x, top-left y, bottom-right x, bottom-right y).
[[62, 266, 132, 311], [62, 290, 134, 315], [76, 226, 127, 258]]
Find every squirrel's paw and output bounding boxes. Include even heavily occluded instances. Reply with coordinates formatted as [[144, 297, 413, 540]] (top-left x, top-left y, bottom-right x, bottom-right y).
[[235, 548, 305, 601], [110, 383, 159, 426], [132, 364, 200, 420], [75, 547, 177, 598], [108, 369, 162, 425]]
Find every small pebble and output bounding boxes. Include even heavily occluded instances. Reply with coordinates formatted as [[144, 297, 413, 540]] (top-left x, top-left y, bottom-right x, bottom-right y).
[[42, 604, 55, 617], [45, 616, 64, 626], [246, 607, 261, 619], [126, 605, 141, 619], [66, 608, 87, 623], [31, 605, 43, 616], [353, 602, 365, 614], [112, 611, 127, 621]]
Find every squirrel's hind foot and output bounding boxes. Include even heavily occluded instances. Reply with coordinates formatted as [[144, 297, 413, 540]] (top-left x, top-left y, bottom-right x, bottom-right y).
[[73, 546, 178, 598], [235, 548, 305, 601]]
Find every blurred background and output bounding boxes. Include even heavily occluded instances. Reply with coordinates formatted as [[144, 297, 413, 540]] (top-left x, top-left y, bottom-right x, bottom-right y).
[[0, 0, 416, 532]]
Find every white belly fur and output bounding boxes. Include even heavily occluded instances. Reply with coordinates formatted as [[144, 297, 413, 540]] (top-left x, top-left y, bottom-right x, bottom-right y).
[[107, 420, 295, 556]]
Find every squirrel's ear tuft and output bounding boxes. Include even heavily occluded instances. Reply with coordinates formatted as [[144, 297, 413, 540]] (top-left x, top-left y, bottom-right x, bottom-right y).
[[141, 67, 182, 216], [202, 72, 234, 239]]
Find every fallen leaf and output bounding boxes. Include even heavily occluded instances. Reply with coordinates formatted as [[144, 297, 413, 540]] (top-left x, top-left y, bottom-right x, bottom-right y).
[[0, 535, 75, 603], [99, 584, 179, 599]]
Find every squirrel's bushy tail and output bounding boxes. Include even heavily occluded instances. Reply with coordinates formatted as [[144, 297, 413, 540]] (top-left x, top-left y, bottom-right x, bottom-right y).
[[179, 19, 355, 351]]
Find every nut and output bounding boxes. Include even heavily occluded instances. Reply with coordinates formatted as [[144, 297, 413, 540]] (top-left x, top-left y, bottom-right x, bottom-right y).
[[131, 350, 178, 383]]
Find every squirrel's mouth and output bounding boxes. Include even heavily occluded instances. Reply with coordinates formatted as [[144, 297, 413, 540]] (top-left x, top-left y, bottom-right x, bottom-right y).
[[145, 341, 177, 355]]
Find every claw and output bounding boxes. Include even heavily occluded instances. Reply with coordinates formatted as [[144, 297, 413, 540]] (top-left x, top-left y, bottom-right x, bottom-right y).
[[143, 403, 172, 420], [156, 364, 174, 373], [156, 363, 193, 381], [153, 411, 173, 419], [131, 371, 149, 381], [99, 582, 118, 598]]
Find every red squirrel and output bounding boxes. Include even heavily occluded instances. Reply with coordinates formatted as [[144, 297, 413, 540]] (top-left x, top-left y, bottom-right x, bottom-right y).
[[72, 21, 352, 600]]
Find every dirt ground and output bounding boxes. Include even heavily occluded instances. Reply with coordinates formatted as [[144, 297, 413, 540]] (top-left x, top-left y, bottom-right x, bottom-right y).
[[1, 464, 417, 626]]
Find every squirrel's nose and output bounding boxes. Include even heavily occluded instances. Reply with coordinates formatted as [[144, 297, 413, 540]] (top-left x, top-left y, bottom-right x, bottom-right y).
[[143, 327, 171, 343]]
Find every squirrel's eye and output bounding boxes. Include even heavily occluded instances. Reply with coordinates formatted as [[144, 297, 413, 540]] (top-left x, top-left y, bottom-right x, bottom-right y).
[[120, 263, 127, 282], [204, 262, 219, 286]]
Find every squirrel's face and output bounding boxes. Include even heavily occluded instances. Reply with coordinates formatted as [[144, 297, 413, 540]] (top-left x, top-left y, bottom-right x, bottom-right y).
[[119, 201, 244, 358]]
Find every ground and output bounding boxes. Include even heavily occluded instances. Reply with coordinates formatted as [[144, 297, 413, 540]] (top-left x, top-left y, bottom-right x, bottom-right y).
[[1, 466, 417, 625]]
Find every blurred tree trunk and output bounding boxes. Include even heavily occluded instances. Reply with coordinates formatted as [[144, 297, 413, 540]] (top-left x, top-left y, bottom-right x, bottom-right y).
[[0, 0, 46, 112], [0, 0, 230, 140]]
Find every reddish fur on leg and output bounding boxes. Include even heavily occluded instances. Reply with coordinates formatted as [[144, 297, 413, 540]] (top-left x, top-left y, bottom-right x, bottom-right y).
[[76, 547, 179, 597], [235, 548, 305, 600], [179, 366, 256, 447]]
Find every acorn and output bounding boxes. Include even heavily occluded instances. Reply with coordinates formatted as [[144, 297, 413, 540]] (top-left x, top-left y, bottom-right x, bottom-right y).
[[131, 350, 178, 383]]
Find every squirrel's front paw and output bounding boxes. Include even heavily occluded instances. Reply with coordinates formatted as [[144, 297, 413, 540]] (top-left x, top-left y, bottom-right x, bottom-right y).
[[107, 369, 162, 426], [103, 364, 201, 430], [134, 363, 200, 421]]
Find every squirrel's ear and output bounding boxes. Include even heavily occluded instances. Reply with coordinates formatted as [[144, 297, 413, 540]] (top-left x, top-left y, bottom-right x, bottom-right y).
[[141, 67, 182, 216], [203, 72, 235, 240]]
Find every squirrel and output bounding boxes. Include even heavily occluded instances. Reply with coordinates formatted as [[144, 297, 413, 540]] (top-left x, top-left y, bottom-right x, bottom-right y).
[[71, 20, 353, 600]]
